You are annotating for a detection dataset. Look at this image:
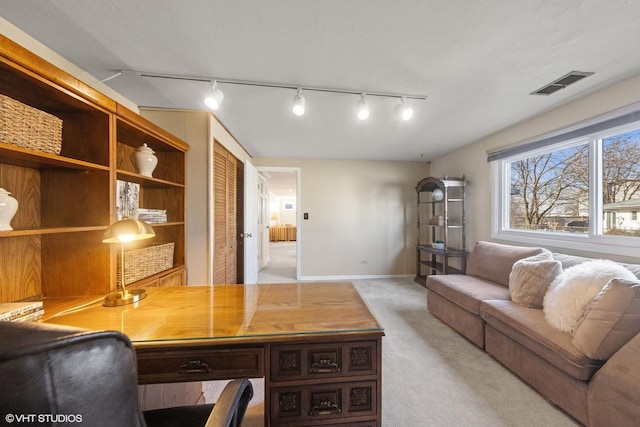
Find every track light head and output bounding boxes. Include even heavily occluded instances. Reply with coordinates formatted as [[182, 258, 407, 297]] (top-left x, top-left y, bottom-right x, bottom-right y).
[[356, 93, 369, 120], [292, 88, 305, 116], [204, 80, 224, 110], [395, 97, 414, 121]]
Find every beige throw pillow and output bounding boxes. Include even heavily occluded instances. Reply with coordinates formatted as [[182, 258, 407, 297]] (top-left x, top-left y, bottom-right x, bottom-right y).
[[572, 278, 640, 360], [509, 251, 562, 308]]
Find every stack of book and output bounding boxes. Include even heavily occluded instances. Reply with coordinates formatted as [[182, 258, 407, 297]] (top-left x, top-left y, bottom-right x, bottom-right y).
[[429, 215, 445, 226], [138, 208, 167, 224], [0, 301, 44, 322]]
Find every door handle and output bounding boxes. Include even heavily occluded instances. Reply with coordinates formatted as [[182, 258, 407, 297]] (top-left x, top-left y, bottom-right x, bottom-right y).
[[240, 232, 253, 238]]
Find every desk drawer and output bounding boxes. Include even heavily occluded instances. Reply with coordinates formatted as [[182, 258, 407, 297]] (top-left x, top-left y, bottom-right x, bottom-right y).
[[270, 380, 377, 425], [271, 340, 377, 382], [136, 347, 263, 384]]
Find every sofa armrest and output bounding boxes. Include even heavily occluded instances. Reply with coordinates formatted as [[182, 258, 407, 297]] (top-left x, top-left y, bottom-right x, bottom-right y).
[[588, 332, 640, 427]]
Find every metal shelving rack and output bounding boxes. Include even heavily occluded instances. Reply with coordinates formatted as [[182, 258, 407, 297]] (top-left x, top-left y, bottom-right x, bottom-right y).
[[415, 176, 468, 286]]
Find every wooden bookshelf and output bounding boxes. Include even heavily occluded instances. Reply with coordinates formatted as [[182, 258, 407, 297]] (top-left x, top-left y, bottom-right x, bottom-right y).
[[0, 35, 188, 302]]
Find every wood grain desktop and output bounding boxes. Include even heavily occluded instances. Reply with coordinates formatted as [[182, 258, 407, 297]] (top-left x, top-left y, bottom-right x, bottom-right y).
[[43, 282, 384, 426]]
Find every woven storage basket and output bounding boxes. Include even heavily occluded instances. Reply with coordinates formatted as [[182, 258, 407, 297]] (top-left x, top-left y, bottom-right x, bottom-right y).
[[0, 94, 63, 155], [117, 242, 174, 285]]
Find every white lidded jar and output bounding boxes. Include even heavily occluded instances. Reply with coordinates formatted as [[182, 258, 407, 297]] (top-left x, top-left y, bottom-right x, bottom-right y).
[[0, 187, 18, 231], [131, 143, 158, 177]]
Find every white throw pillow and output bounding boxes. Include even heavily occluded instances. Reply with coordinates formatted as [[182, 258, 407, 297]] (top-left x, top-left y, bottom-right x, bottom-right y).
[[509, 250, 562, 308], [543, 259, 637, 334]]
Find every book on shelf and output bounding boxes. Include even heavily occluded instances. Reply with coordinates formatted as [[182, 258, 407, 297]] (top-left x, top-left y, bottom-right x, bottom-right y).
[[0, 301, 44, 322], [137, 208, 167, 224], [11, 310, 44, 322], [116, 180, 140, 220]]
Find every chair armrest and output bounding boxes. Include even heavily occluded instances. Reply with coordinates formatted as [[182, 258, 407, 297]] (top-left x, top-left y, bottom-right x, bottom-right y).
[[588, 333, 640, 427], [205, 379, 254, 427], [144, 379, 253, 427]]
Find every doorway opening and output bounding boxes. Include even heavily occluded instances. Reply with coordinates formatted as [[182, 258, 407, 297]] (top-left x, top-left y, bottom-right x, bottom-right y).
[[257, 167, 300, 283]]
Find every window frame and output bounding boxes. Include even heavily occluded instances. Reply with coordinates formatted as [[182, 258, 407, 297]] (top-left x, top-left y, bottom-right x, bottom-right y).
[[491, 118, 640, 257]]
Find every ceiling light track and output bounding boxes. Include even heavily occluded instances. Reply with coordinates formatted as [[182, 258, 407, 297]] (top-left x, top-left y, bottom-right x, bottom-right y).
[[116, 69, 428, 101]]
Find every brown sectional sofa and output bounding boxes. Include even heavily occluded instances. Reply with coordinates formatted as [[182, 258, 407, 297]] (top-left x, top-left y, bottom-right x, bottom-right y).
[[426, 241, 640, 426]]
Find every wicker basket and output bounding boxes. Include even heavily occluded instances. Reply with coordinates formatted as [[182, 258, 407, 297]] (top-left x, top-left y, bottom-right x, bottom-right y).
[[117, 242, 174, 285], [0, 94, 63, 155]]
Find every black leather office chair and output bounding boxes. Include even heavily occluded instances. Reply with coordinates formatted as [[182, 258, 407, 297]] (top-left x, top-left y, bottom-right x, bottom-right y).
[[0, 321, 253, 427]]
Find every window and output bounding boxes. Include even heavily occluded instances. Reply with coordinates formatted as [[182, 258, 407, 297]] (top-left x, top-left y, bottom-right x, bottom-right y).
[[491, 110, 640, 256]]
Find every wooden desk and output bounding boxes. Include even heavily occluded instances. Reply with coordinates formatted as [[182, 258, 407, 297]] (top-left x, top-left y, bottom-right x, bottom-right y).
[[43, 282, 383, 426]]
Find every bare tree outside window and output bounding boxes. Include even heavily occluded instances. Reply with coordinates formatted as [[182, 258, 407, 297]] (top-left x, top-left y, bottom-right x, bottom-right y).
[[602, 130, 640, 236], [509, 144, 588, 232], [507, 128, 640, 237]]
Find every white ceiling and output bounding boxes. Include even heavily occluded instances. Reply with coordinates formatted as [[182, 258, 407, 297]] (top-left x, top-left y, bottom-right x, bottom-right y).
[[261, 171, 297, 199], [2, 1, 640, 162]]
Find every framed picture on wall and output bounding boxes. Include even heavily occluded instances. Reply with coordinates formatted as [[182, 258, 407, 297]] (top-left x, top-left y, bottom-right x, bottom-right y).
[[283, 202, 295, 211]]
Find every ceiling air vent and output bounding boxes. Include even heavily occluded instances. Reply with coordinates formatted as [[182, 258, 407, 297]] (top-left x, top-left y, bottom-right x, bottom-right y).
[[530, 71, 594, 96]]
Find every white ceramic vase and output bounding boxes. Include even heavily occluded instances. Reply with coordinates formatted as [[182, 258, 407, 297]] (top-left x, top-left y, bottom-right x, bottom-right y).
[[131, 143, 158, 177], [0, 187, 18, 231]]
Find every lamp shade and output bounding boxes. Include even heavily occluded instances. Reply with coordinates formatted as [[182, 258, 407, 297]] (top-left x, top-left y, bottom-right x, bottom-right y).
[[102, 218, 155, 243], [102, 218, 155, 307]]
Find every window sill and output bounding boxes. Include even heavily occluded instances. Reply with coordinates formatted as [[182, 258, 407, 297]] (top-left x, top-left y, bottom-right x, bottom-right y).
[[492, 228, 640, 259]]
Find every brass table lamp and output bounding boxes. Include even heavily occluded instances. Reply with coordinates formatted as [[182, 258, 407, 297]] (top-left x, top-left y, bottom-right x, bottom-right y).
[[102, 218, 155, 307]]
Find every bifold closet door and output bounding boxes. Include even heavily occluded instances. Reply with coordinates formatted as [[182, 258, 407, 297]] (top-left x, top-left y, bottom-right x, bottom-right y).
[[213, 141, 238, 284]]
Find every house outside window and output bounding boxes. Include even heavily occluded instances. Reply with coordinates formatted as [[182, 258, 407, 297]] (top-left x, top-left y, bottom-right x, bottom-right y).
[[490, 106, 640, 256]]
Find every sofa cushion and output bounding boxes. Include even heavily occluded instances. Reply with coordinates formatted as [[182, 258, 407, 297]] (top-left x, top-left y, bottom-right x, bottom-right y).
[[466, 241, 546, 287], [509, 250, 562, 309], [543, 260, 637, 334], [426, 274, 510, 315], [480, 300, 603, 381], [427, 290, 486, 348], [572, 278, 640, 360]]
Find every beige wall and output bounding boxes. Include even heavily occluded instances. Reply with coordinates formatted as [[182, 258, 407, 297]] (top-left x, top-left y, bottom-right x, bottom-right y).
[[429, 74, 640, 263], [139, 109, 210, 285], [140, 108, 251, 284], [254, 158, 429, 279], [142, 110, 429, 280]]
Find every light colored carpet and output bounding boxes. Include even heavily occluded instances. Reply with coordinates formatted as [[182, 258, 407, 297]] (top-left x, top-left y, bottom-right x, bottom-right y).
[[206, 243, 579, 426], [257, 241, 298, 284], [353, 278, 579, 427]]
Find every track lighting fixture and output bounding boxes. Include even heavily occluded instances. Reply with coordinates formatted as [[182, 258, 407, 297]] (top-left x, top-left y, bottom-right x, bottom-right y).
[[114, 70, 428, 119], [204, 80, 224, 110], [395, 97, 414, 121], [292, 88, 305, 116], [356, 93, 370, 121]]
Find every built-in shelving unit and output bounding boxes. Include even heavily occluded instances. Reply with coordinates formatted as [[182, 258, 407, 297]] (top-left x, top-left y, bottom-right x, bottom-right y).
[[0, 35, 188, 302], [415, 176, 467, 286]]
